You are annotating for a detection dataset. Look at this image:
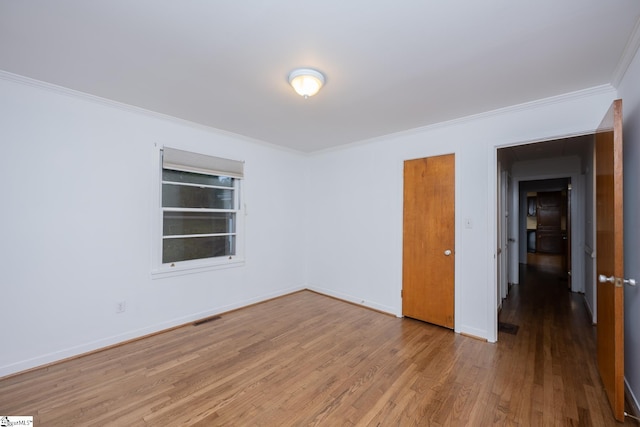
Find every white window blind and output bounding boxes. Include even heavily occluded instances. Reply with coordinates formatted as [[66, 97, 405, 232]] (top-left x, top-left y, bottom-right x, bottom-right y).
[[162, 147, 244, 178]]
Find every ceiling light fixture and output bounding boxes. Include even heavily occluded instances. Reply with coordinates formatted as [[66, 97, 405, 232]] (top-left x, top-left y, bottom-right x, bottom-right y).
[[288, 68, 325, 99]]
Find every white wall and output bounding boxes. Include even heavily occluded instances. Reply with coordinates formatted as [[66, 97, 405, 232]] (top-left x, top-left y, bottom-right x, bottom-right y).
[[0, 75, 307, 376], [618, 43, 640, 413], [306, 87, 616, 342], [583, 141, 597, 323]]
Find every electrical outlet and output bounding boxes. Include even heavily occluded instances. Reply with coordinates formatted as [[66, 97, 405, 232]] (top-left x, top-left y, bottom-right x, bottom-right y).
[[116, 301, 126, 313]]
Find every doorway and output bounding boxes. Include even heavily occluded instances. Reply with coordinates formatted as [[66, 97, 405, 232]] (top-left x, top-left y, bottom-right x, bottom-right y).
[[521, 181, 571, 277], [495, 101, 628, 422], [497, 134, 595, 305]]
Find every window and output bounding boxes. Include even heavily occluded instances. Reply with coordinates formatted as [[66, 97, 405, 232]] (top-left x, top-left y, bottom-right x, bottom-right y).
[[159, 147, 244, 271]]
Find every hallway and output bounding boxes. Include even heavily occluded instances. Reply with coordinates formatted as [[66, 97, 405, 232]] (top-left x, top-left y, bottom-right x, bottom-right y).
[[498, 263, 639, 425]]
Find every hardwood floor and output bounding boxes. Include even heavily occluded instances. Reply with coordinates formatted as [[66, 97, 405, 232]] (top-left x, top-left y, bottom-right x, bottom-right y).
[[525, 252, 566, 272], [1, 269, 638, 426]]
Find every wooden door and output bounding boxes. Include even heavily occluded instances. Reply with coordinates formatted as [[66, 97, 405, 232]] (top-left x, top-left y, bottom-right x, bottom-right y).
[[595, 99, 625, 422], [536, 191, 564, 254], [402, 154, 455, 328]]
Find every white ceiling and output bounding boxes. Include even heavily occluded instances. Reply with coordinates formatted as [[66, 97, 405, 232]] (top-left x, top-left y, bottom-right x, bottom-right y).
[[2, 1, 640, 153]]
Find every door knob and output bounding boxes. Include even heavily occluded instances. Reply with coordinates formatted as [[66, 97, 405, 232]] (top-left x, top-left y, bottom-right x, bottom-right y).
[[599, 274, 636, 286], [444, 249, 452, 256], [598, 274, 614, 283]]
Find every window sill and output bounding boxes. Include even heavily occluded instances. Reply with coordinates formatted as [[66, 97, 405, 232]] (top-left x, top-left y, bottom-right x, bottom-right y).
[[151, 257, 245, 279]]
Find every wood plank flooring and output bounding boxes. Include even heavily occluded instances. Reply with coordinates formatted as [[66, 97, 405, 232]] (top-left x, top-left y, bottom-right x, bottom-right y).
[[1, 267, 638, 425]]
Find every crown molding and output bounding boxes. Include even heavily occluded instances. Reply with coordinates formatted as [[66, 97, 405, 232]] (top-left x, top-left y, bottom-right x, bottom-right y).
[[311, 84, 615, 156], [0, 69, 616, 157], [0, 70, 306, 156], [612, 16, 640, 87]]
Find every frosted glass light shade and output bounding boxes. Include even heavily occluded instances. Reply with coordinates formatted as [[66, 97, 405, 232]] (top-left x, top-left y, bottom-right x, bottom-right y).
[[288, 68, 325, 98]]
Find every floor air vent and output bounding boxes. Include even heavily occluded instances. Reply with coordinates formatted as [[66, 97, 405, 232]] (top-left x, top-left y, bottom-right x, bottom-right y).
[[193, 315, 221, 326], [498, 322, 519, 335]]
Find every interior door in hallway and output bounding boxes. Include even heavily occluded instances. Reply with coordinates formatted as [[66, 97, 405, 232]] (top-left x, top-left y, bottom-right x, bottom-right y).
[[595, 99, 625, 422], [402, 154, 455, 328], [536, 191, 564, 254]]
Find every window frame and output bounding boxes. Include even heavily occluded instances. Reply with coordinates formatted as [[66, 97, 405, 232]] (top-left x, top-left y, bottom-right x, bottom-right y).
[[152, 146, 245, 278]]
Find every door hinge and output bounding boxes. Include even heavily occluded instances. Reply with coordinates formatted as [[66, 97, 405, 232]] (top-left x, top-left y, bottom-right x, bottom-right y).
[[401, 289, 403, 298]]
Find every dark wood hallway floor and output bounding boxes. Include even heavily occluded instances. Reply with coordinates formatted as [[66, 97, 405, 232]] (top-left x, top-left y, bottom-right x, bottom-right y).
[[498, 263, 639, 425], [1, 269, 638, 425]]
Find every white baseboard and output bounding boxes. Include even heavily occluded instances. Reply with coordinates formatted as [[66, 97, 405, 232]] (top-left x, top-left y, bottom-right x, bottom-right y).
[[582, 293, 595, 324], [457, 325, 490, 342], [626, 378, 640, 419], [0, 285, 305, 378], [305, 284, 399, 317], [307, 285, 493, 341]]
